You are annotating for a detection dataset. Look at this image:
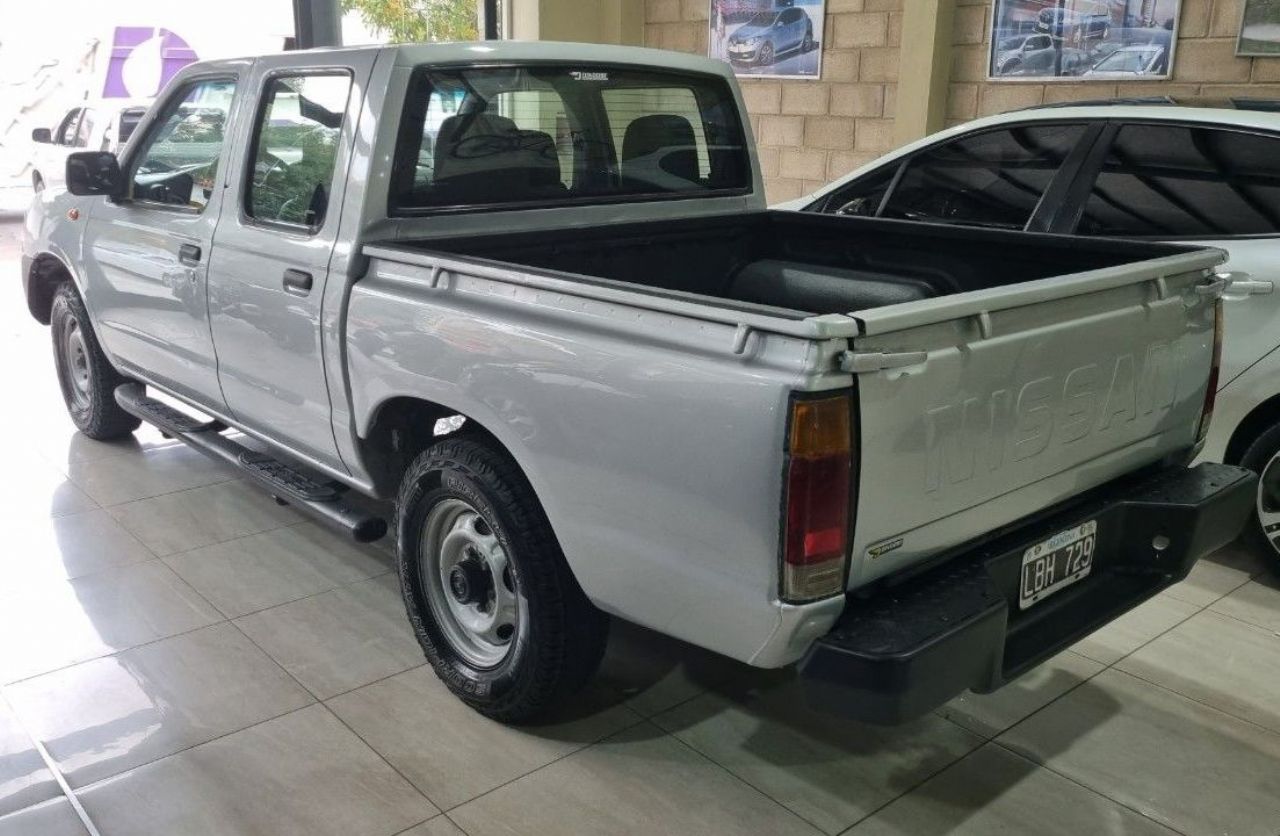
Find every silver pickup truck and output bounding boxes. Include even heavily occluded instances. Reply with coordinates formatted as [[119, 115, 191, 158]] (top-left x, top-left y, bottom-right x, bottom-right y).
[[22, 41, 1255, 723]]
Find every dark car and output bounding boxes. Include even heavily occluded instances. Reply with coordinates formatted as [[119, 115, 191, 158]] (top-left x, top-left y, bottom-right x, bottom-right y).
[[1037, 4, 1113, 46], [726, 7, 813, 65]]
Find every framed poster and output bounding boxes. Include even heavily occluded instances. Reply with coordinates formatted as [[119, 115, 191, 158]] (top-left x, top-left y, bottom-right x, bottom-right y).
[[1238, 0, 1280, 56], [988, 0, 1180, 81], [708, 0, 825, 80]]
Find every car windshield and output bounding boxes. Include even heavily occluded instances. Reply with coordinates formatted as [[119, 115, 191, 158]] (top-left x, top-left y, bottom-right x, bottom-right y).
[[1095, 49, 1155, 71], [743, 12, 777, 27], [999, 37, 1024, 50], [391, 64, 752, 213]]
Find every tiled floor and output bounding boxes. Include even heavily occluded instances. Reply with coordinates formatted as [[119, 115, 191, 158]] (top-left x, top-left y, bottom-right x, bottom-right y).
[[2, 215, 1280, 835]]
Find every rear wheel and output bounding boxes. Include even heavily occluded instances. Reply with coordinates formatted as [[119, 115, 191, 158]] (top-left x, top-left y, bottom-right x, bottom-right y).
[[396, 438, 609, 721], [802, 26, 814, 51], [50, 283, 140, 440], [1239, 422, 1280, 570]]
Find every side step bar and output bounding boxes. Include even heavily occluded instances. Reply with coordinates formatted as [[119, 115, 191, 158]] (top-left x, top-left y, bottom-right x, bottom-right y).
[[114, 384, 387, 543]]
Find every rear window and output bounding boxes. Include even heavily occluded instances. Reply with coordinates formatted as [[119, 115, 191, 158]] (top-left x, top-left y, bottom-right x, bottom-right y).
[[389, 64, 751, 213]]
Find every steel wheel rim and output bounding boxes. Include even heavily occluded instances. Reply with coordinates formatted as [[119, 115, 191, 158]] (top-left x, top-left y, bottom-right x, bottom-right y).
[[420, 497, 525, 668], [61, 317, 92, 411], [1257, 453, 1280, 556]]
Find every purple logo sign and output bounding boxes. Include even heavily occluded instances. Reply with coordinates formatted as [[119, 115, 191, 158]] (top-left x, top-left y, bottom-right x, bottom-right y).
[[103, 27, 198, 99]]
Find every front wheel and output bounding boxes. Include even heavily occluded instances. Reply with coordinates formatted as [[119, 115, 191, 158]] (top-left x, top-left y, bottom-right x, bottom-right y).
[[396, 438, 609, 721], [758, 41, 775, 65], [1239, 422, 1280, 571], [50, 283, 141, 440]]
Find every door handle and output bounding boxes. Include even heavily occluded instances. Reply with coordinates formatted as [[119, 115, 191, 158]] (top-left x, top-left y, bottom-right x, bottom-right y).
[[283, 268, 314, 296], [178, 244, 202, 266]]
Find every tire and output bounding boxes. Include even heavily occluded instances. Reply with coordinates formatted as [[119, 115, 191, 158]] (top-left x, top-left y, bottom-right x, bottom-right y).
[[396, 437, 609, 721], [1239, 422, 1280, 571], [759, 41, 775, 65], [49, 283, 141, 440], [802, 26, 813, 52], [32, 173, 44, 192]]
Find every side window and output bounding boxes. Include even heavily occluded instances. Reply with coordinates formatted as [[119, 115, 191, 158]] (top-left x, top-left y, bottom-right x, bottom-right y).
[[74, 109, 95, 148], [1076, 124, 1280, 238], [55, 109, 81, 146], [816, 163, 898, 216], [246, 73, 353, 228], [131, 78, 236, 211], [880, 123, 1087, 230]]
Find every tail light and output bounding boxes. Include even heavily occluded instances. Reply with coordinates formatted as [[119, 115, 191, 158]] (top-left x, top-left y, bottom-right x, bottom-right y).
[[1196, 299, 1223, 447], [781, 392, 853, 603]]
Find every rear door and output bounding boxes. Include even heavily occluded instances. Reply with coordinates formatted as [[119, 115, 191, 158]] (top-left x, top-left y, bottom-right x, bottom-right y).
[[206, 52, 372, 471], [1065, 120, 1280, 388]]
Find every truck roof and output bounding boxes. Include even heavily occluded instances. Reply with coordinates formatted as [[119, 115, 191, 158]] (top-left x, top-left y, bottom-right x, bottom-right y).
[[193, 40, 736, 82]]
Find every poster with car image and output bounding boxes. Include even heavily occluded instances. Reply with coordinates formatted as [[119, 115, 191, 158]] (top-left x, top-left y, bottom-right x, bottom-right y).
[[1238, 0, 1280, 56], [708, 0, 824, 79], [988, 0, 1180, 81]]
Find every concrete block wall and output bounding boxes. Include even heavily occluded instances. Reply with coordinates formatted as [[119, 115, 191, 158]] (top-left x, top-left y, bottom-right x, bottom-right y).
[[948, 0, 1280, 124], [645, 0, 904, 202]]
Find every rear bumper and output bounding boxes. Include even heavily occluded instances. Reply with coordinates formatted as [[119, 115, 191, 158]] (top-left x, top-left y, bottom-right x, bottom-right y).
[[798, 462, 1256, 725]]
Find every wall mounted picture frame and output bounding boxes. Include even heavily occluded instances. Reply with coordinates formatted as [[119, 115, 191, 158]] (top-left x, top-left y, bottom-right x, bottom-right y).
[[1238, 0, 1280, 56], [987, 0, 1181, 82], [708, 0, 825, 80]]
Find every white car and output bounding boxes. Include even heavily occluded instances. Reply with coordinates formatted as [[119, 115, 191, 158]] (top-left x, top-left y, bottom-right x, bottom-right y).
[[782, 100, 1280, 567], [1083, 44, 1167, 76], [30, 100, 151, 192]]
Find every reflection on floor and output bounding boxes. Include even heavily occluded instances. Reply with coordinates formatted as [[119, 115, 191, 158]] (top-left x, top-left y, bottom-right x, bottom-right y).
[[2, 216, 1279, 835]]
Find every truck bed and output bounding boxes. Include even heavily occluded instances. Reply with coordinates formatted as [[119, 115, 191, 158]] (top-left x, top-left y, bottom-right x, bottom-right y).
[[390, 210, 1197, 318]]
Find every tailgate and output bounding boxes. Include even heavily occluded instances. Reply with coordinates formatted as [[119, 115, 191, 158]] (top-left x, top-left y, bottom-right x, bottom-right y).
[[846, 249, 1226, 589]]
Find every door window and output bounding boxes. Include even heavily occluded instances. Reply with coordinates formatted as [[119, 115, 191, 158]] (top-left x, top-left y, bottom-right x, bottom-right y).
[[245, 73, 353, 229], [880, 124, 1087, 229], [131, 78, 237, 212], [1076, 124, 1280, 237], [816, 163, 898, 216], [55, 109, 81, 146]]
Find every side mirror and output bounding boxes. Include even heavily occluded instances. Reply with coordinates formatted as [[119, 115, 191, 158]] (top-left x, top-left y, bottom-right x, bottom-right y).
[[66, 152, 125, 199], [31, 128, 52, 143]]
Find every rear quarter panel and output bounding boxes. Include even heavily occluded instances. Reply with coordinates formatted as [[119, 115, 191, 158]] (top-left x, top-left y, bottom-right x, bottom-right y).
[[346, 258, 844, 663]]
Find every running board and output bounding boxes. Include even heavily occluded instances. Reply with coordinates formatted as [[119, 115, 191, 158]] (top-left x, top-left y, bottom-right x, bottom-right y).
[[114, 384, 387, 543]]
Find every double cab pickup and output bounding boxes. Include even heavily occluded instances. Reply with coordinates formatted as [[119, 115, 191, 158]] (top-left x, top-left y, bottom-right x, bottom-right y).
[[22, 42, 1254, 722]]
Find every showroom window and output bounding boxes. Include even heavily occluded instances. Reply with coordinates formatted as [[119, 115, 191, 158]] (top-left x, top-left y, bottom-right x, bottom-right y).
[[245, 72, 354, 229], [390, 64, 750, 212], [879, 123, 1088, 230], [131, 78, 237, 212], [1076, 124, 1280, 238]]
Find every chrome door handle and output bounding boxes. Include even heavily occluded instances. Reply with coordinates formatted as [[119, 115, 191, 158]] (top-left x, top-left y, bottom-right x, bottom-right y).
[[283, 269, 314, 296]]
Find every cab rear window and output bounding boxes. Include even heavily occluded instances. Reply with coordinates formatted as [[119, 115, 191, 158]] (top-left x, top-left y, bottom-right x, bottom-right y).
[[389, 64, 751, 213]]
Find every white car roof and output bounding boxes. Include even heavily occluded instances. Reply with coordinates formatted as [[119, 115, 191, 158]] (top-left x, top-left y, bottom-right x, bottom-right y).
[[786, 103, 1280, 209]]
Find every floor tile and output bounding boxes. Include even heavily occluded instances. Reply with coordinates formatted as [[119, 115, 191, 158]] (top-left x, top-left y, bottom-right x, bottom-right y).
[[163, 522, 391, 618], [0, 700, 60, 816], [0, 561, 222, 683], [1117, 610, 1280, 734], [4, 622, 313, 787], [0, 454, 96, 518], [846, 743, 1177, 836], [235, 573, 423, 699], [397, 816, 467, 836], [0, 508, 154, 585], [595, 620, 751, 717], [67, 443, 237, 506], [33, 420, 173, 470], [1210, 574, 1280, 633], [938, 651, 1104, 738], [449, 722, 820, 836], [999, 669, 1280, 836], [109, 479, 302, 556], [1070, 593, 1200, 665], [0, 797, 88, 836], [1161, 546, 1257, 607], [653, 677, 982, 834], [327, 665, 641, 810], [79, 704, 436, 836]]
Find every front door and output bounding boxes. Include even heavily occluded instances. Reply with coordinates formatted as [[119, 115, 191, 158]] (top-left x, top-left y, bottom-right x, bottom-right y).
[[81, 73, 241, 409], [207, 56, 369, 471]]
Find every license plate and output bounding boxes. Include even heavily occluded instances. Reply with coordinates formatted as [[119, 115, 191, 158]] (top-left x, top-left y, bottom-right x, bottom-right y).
[[1019, 520, 1096, 610]]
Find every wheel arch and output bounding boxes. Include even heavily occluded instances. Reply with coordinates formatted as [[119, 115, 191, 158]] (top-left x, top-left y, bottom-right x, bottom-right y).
[[1223, 391, 1280, 466], [26, 251, 79, 325]]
